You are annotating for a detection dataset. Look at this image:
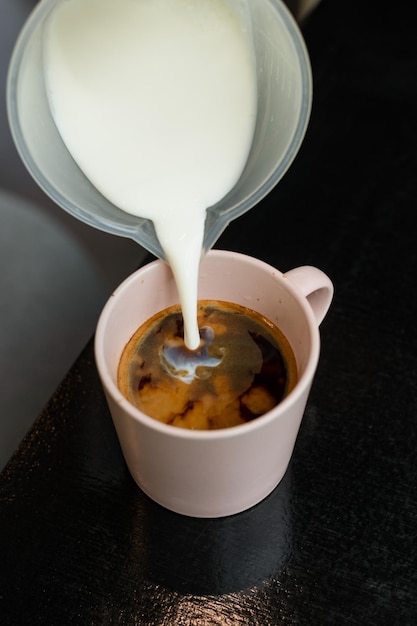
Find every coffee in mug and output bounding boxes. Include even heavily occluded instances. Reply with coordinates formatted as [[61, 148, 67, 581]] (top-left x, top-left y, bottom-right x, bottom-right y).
[[118, 300, 297, 430]]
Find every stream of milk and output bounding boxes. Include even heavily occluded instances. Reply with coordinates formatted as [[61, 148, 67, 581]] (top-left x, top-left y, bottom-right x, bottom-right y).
[[44, 0, 257, 349]]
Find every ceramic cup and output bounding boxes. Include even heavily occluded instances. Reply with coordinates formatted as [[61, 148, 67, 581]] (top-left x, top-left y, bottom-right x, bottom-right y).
[[95, 250, 333, 518]]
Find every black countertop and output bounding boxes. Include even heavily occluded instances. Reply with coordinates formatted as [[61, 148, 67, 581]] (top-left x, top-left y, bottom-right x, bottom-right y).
[[2, 1, 417, 623]]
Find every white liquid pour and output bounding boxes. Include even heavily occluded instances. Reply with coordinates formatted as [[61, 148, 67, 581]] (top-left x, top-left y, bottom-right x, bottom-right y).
[[44, 0, 257, 349]]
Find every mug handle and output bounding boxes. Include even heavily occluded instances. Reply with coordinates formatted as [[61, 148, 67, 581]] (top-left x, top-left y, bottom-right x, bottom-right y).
[[284, 266, 334, 326]]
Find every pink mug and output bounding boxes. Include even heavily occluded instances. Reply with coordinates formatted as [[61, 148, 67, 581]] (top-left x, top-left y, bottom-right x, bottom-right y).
[[95, 250, 333, 517]]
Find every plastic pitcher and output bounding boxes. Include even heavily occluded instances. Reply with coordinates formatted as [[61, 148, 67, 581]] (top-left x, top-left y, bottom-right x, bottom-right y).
[[7, 0, 312, 260]]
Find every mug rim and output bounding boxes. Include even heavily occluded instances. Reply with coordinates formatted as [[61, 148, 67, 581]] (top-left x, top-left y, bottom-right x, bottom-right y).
[[94, 250, 321, 441]]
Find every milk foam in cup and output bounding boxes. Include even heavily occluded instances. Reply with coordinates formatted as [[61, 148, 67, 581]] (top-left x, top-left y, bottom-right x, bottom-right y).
[[95, 250, 334, 518], [7, 0, 312, 258]]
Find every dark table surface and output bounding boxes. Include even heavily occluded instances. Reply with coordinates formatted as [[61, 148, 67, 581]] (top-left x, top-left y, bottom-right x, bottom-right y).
[[2, 1, 417, 624]]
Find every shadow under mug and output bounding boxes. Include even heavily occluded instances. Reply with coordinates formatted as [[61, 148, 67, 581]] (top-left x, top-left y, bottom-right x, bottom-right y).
[[95, 250, 333, 518]]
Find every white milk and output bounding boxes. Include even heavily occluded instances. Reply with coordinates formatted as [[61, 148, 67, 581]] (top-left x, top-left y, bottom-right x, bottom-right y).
[[44, 0, 257, 349]]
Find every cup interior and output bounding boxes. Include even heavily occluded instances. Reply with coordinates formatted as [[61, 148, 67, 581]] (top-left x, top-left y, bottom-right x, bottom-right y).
[[96, 251, 318, 421], [7, 0, 311, 259]]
